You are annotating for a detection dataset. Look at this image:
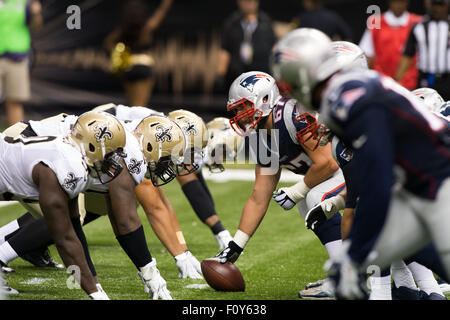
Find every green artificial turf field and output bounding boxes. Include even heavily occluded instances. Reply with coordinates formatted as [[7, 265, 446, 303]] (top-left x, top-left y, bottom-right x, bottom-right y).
[[0, 179, 331, 300]]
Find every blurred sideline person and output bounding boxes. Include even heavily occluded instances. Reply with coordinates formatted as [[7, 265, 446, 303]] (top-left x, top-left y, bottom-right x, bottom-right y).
[[0, 112, 129, 299], [272, 27, 450, 300], [214, 71, 345, 299], [104, 0, 173, 107], [396, 0, 450, 99], [359, 0, 422, 90], [0, 0, 42, 125], [295, 0, 352, 41], [216, 0, 276, 93]]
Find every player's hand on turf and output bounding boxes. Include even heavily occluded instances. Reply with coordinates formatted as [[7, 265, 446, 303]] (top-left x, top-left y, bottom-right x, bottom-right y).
[[272, 188, 297, 210], [305, 202, 328, 230], [215, 240, 243, 264], [186, 250, 203, 275], [138, 258, 173, 300], [88, 290, 110, 300], [325, 242, 368, 300], [175, 250, 203, 279]]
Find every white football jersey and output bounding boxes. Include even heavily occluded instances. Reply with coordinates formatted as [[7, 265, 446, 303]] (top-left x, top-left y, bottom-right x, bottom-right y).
[[28, 116, 147, 193], [116, 104, 164, 121], [0, 133, 88, 200]]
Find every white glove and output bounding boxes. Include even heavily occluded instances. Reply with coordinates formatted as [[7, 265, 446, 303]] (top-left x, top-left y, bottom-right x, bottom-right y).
[[175, 251, 203, 279], [305, 195, 345, 229], [88, 290, 110, 300], [325, 241, 368, 300], [186, 250, 202, 275], [214, 230, 233, 250], [138, 258, 173, 300], [273, 177, 311, 211]]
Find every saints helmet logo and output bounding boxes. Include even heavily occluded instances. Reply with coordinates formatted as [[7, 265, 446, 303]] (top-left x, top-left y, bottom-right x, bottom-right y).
[[127, 158, 143, 175], [183, 120, 198, 136], [94, 125, 113, 142], [63, 173, 82, 191], [155, 125, 173, 142]]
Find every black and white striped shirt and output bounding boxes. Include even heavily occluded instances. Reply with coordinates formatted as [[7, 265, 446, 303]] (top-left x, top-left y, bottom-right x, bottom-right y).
[[404, 18, 450, 74]]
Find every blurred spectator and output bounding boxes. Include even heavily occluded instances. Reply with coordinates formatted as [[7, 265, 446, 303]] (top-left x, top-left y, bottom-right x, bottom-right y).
[[216, 0, 276, 93], [396, 0, 450, 99], [104, 0, 173, 107], [0, 0, 42, 126], [295, 0, 353, 41], [359, 0, 422, 90]]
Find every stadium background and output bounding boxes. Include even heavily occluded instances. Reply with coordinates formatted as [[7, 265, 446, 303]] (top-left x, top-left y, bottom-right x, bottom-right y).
[[0, 0, 426, 123]]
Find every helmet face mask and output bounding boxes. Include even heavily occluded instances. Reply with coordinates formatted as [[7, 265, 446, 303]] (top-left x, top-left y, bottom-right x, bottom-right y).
[[70, 112, 127, 185], [227, 98, 264, 136], [295, 112, 330, 151], [133, 115, 186, 186]]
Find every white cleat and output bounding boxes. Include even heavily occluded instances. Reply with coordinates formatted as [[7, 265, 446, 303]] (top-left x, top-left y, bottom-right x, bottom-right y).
[[299, 279, 335, 299]]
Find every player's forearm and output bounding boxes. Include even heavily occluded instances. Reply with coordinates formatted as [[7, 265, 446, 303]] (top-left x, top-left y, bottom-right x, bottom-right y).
[[395, 56, 412, 82], [238, 194, 270, 237], [303, 159, 339, 188], [341, 207, 354, 240]]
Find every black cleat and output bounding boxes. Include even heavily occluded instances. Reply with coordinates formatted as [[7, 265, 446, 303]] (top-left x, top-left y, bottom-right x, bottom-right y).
[[21, 247, 64, 269], [0, 260, 14, 273]]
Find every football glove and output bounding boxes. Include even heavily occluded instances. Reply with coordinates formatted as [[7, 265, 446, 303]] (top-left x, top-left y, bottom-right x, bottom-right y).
[[325, 241, 369, 300], [215, 240, 243, 264], [138, 258, 173, 300], [273, 178, 311, 211], [305, 195, 345, 230], [175, 251, 203, 279], [214, 230, 233, 250]]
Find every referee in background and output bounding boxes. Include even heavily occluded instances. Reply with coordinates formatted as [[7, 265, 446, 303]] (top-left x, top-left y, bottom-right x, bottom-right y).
[[396, 0, 450, 99]]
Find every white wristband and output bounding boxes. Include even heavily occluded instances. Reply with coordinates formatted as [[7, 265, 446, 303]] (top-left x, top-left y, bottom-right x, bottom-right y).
[[284, 177, 311, 203], [233, 229, 250, 250]]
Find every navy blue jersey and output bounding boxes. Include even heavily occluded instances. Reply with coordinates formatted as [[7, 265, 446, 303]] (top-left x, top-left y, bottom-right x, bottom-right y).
[[252, 98, 313, 174], [321, 70, 450, 264], [440, 101, 450, 118]]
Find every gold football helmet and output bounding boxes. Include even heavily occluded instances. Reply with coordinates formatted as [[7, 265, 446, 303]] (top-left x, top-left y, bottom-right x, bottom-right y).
[[133, 115, 186, 186], [70, 111, 127, 184], [205, 117, 243, 173], [167, 109, 208, 175]]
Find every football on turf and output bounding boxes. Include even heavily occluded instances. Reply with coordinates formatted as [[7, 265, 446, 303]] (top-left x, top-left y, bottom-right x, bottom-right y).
[[201, 258, 245, 292]]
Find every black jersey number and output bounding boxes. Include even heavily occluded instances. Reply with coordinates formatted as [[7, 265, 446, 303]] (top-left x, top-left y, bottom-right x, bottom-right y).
[[4, 135, 57, 145]]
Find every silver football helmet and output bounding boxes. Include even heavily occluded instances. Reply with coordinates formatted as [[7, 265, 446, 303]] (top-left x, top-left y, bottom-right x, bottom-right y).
[[331, 41, 368, 70], [227, 71, 281, 136], [271, 28, 333, 111], [411, 88, 445, 113]]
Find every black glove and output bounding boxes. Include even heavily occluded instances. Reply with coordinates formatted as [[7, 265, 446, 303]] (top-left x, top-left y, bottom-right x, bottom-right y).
[[215, 240, 243, 264], [305, 203, 328, 230]]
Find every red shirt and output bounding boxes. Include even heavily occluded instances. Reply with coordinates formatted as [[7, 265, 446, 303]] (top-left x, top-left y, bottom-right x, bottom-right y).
[[370, 13, 422, 90]]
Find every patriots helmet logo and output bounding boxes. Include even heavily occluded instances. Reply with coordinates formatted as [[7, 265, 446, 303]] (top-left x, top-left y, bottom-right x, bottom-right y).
[[240, 74, 269, 92]]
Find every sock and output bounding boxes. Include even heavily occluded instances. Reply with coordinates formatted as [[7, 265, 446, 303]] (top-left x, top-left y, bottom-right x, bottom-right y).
[[17, 212, 35, 227], [0, 220, 19, 244], [324, 239, 342, 261], [391, 260, 417, 289], [0, 241, 18, 264], [8, 217, 53, 257], [369, 271, 392, 300], [407, 262, 444, 295], [181, 179, 216, 223], [405, 243, 450, 283], [116, 225, 152, 269], [211, 221, 225, 235], [71, 218, 97, 277], [82, 211, 101, 226]]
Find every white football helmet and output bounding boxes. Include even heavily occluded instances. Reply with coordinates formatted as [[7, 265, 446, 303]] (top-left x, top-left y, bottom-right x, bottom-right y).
[[331, 41, 368, 70], [411, 88, 445, 113], [204, 117, 244, 173], [227, 71, 281, 136], [271, 28, 334, 111]]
